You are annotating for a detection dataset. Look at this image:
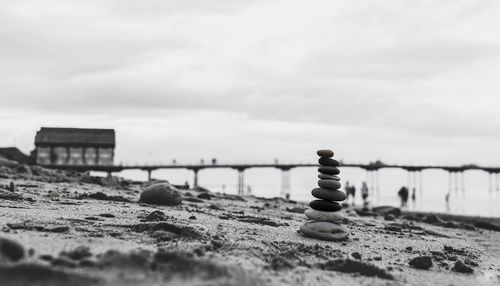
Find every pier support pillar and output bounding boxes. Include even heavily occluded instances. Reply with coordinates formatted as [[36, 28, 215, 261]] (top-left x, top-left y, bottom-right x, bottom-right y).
[[448, 172, 453, 194], [147, 170, 152, 182], [447, 171, 462, 195], [411, 171, 416, 198], [407, 171, 410, 190], [418, 171, 423, 197], [366, 170, 377, 195], [365, 170, 369, 191], [495, 173, 500, 192], [237, 169, 245, 196], [280, 169, 291, 199], [193, 169, 199, 188], [489, 173, 493, 193], [461, 172, 465, 194], [406, 170, 420, 198]]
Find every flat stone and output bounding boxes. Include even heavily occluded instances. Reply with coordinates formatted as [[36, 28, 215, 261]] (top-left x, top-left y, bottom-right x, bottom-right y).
[[197, 192, 211, 200], [318, 174, 341, 181], [304, 208, 344, 221], [318, 157, 339, 167], [140, 183, 182, 206], [318, 179, 341, 190], [372, 206, 402, 217], [318, 166, 340, 175], [300, 221, 349, 241], [309, 200, 342, 211], [316, 150, 334, 157], [312, 188, 346, 201]]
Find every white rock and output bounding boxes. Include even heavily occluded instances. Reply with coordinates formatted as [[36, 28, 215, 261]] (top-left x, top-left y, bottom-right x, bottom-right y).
[[300, 221, 349, 241], [305, 208, 344, 222]]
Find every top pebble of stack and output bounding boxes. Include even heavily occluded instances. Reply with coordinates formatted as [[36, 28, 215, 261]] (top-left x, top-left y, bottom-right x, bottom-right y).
[[316, 149, 334, 157]]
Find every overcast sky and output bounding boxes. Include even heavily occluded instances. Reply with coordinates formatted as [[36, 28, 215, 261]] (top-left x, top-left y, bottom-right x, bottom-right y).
[[1, 0, 500, 167]]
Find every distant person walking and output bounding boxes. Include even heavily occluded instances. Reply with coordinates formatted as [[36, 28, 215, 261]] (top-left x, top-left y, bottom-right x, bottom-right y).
[[344, 181, 356, 205], [345, 181, 352, 202], [445, 193, 450, 212], [411, 187, 416, 208], [361, 182, 368, 205], [398, 186, 409, 207], [350, 185, 356, 206]]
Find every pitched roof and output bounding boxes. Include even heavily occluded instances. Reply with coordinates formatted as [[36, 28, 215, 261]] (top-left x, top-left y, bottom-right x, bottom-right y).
[[35, 127, 115, 147]]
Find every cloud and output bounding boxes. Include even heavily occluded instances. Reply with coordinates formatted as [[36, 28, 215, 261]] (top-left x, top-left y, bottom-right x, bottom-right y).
[[1, 0, 500, 165]]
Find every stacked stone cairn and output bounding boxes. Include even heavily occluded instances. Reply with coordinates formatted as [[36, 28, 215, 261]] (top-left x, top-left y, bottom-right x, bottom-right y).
[[299, 149, 350, 241]]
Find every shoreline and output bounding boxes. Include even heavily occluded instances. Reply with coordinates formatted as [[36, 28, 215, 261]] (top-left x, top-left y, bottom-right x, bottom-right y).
[[400, 210, 500, 225], [261, 193, 500, 224]]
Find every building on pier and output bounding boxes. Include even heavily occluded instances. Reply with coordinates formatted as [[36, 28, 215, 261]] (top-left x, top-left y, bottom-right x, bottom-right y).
[[34, 127, 115, 166]]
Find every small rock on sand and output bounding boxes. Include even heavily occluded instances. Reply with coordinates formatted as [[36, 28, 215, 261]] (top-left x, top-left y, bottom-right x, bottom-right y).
[[409, 256, 433, 270], [140, 183, 182, 206], [269, 256, 295, 271], [98, 213, 115, 218], [143, 210, 168, 222], [197, 193, 211, 200], [209, 203, 223, 210], [452, 260, 473, 273], [474, 221, 500, 232], [0, 237, 25, 262], [423, 214, 446, 225], [0, 263, 101, 285], [184, 197, 204, 203], [384, 214, 395, 221], [61, 246, 92, 260], [423, 228, 452, 238], [320, 259, 394, 280], [355, 209, 378, 217], [286, 207, 305, 214], [372, 206, 401, 217]]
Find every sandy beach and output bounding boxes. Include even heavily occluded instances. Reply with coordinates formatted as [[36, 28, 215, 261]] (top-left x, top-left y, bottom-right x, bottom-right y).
[[1, 161, 499, 286]]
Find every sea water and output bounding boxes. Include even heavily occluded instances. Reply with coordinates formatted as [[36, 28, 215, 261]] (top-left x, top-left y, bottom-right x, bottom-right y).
[[116, 166, 500, 217]]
